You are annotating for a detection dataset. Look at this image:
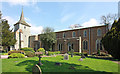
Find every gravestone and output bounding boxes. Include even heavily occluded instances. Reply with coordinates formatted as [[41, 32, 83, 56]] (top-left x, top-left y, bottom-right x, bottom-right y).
[[32, 64, 42, 74], [64, 53, 69, 60], [55, 62, 62, 66], [78, 58, 83, 61]]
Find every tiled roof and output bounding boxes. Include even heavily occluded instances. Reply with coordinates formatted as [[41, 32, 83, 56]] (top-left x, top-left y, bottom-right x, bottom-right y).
[[14, 9, 31, 27]]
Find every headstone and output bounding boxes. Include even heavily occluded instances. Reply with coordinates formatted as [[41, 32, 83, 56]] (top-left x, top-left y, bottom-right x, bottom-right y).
[[78, 58, 83, 61], [46, 51, 48, 55], [32, 64, 42, 74], [64, 53, 69, 60], [55, 62, 62, 66]]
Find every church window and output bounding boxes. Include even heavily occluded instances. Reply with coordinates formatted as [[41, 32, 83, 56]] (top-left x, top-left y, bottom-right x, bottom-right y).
[[83, 40, 88, 50], [58, 44, 62, 51], [63, 32, 65, 38], [72, 31, 76, 37], [96, 39, 102, 50], [97, 28, 102, 36], [83, 30, 87, 37]]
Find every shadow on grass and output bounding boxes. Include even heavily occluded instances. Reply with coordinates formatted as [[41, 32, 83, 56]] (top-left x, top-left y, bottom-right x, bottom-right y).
[[87, 56, 119, 61], [14, 59, 110, 74]]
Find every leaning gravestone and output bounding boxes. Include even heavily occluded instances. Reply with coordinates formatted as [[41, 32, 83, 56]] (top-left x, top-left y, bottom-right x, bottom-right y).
[[78, 58, 83, 61], [64, 53, 69, 60], [32, 64, 42, 74]]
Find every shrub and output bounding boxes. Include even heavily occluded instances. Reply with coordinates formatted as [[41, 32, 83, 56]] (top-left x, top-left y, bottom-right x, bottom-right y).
[[37, 48, 45, 53], [74, 52, 82, 56], [97, 49, 100, 55], [20, 47, 35, 52], [48, 51, 60, 56], [8, 50, 24, 55], [25, 51, 35, 57], [84, 53, 88, 57], [8, 53, 25, 58]]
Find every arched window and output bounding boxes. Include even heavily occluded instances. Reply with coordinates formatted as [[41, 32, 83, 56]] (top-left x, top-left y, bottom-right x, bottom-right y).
[[83, 40, 88, 50], [83, 30, 87, 37], [97, 28, 102, 36], [63, 32, 65, 38], [72, 31, 76, 37], [96, 39, 102, 50], [58, 44, 62, 51]]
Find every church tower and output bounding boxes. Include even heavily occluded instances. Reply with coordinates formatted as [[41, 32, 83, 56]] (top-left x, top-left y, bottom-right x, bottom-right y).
[[14, 8, 31, 50]]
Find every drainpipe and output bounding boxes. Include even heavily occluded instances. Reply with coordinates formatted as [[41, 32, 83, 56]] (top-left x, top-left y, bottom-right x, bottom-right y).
[[89, 28, 91, 55]]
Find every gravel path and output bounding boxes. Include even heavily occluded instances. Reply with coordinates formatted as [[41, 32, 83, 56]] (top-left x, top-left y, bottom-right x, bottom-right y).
[[0, 55, 8, 59]]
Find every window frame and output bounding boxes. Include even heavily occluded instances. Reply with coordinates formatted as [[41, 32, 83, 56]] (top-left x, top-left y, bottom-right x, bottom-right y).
[[83, 40, 88, 50], [72, 31, 76, 37], [83, 30, 87, 37], [97, 28, 102, 36]]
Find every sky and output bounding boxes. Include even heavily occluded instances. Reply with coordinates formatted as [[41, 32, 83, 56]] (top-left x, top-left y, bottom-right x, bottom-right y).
[[0, 0, 119, 35]]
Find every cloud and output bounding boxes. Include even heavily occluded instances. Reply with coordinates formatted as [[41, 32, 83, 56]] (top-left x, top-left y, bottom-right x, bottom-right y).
[[2, 16, 43, 35], [29, 23, 43, 35], [6, 0, 37, 6], [81, 18, 101, 27], [2, 16, 18, 30], [61, 13, 75, 23], [32, 5, 41, 13]]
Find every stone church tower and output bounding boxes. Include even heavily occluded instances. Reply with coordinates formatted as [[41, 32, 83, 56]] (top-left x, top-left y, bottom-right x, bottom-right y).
[[14, 9, 31, 50]]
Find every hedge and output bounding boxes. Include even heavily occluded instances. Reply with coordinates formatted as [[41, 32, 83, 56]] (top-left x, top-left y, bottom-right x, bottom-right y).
[[8, 53, 25, 58], [20, 47, 35, 52], [48, 51, 60, 56], [8, 50, 24, 55]]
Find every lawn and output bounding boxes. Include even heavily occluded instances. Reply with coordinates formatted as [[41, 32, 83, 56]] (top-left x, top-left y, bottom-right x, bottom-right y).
[[2, 55, 119, 73]]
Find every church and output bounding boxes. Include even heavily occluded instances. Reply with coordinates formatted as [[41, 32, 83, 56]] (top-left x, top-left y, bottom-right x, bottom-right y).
[[14, 9, 109, 54]]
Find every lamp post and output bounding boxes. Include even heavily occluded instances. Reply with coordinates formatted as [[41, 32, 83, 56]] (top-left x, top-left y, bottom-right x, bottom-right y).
[[35, 52, 43, 66], [38, 54, 43, 66]]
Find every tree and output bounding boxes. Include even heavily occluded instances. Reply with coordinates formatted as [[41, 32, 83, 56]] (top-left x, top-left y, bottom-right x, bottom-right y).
[[101, 13, 118, 25], [40, 27, 56, 51], [2, 19, 16, 52], [101, 18, 120, 60], [69, 24, 82, 29]]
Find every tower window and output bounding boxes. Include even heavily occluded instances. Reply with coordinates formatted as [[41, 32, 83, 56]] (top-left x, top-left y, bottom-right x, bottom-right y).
[[24, 26, 26, 29]]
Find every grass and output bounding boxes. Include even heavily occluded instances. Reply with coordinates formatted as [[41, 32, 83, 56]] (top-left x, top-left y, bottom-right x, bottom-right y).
[[0, 53, 8, 55], [2, 55, 119, 73]]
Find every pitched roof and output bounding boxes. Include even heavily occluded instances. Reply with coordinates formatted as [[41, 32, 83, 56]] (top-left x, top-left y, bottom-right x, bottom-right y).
[[14, 9, 31, 27]]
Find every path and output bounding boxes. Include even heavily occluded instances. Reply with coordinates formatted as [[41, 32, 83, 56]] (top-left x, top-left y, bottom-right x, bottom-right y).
[[0, 55, 8, 59]]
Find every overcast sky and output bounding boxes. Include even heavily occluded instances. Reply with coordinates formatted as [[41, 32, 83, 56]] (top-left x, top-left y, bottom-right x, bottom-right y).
[[0, 0, 119, 35]]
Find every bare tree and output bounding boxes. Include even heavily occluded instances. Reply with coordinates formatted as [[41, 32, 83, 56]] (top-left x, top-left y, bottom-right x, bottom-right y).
[[101, 13, 118, 25], [69, 24, 82, 29]]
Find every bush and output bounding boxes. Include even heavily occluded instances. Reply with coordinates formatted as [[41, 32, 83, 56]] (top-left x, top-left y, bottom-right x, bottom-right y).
[[8, 50, 24, 55], [25, 51, 35, 57], [97, 49, 100, 55], [37, 48, 45, 53], [8, 53, 25, 58], [48, 51, 60, 56], [74, 52, 82, 56], [20, 47, 35, 52], [84, 53, 88, 57]]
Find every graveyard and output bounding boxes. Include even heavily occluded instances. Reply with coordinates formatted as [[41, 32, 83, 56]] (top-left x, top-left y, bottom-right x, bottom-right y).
[[2, 55, 118, 73]]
